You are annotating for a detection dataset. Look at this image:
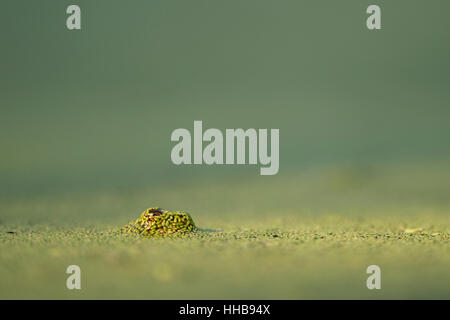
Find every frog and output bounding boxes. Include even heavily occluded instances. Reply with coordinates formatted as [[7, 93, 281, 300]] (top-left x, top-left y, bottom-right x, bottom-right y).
[[121, 207, 196, 237]]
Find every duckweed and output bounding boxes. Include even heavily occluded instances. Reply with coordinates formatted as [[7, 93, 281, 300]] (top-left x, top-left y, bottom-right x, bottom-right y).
[[121, 207, 196, 237]]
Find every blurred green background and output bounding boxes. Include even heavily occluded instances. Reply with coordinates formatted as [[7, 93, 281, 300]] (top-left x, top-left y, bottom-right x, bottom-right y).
[[1, 0, 449, 197], [0, 1, 449, 299]]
